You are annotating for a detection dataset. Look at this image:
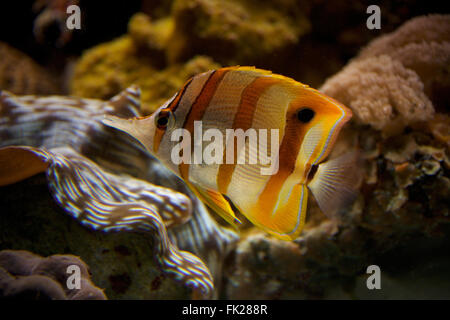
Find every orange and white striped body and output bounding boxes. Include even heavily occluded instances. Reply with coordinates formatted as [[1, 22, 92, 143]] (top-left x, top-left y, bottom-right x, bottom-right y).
[[104, 67, 357, 240]]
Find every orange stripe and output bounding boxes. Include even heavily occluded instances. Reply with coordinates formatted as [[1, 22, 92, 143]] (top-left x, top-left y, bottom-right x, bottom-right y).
[[178, 68, 230, 180], [217, 76, 278, 193]]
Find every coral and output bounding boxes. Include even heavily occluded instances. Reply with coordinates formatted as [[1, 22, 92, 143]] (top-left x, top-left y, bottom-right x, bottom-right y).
[[0, 88, 237, 298], [167, 0, 310, 64], [320, 14, 450, 135], [225, 125, 450, 298], [222, 16, 450, 299], [0, 42, 59, 95], [0, 250, 105, 300], [71, 13, 220, 114], [70, 0, 311, 113], [33, 0, 79, 47]]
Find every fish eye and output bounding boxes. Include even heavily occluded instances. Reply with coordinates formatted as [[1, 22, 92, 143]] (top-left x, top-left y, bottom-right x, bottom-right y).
[[297, 108, 315, 123], [155, 109, 174, 130]]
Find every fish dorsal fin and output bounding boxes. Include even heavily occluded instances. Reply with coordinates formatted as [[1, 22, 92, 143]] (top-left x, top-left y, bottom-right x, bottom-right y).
[[308, 151, 362, 218], [106, 85, 141, 117], [0, 146, 48, 186], [187, 182, 241, 227]]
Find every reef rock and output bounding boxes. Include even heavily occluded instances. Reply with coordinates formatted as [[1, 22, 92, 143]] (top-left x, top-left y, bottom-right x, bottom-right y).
[[0, 249, 106, 300], [167, 0, 310, 64], [0, 42, 60, 95]]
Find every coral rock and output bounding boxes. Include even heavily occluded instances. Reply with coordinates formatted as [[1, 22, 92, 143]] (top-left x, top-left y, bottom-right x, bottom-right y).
[[0, 250, 105, 300], [0, 42, 59, 95], [321, 14, 450, 135]]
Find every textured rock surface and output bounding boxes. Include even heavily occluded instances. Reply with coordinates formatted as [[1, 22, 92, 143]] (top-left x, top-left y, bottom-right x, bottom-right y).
[[0, 42, 60, 95], [71, 13, 220, 114], [0, 249, 106, 300], [167, 0, 310, 64]]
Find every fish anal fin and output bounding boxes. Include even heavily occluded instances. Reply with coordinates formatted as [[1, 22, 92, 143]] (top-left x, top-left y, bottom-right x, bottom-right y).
[[308, 151, 362, 219], [0, 146, 48, 186], [187, 182, 241, 226]]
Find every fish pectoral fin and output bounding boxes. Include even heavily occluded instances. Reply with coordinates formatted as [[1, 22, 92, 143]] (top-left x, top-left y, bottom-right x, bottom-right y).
[[187, 182, 241, 226], [308, 151, 362, 219]]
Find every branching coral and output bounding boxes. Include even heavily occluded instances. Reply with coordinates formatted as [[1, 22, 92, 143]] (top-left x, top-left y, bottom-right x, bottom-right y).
[[0, 250, 105, 299], [320, 14, 450, 135], [70, 1, 312, 114], [0, 87, 238, 298]]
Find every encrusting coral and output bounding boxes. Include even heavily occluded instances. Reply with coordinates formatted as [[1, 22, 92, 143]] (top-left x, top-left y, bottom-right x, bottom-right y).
[[0, 250, 106, 299], [0, 87, 237, 299], [167, 0, 310, 64], [70, 0, 313, 114], [320, 14, 450, 135]]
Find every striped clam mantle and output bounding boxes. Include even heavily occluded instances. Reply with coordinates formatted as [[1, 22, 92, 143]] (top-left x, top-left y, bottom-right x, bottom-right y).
[[0, 87, 238, 298]]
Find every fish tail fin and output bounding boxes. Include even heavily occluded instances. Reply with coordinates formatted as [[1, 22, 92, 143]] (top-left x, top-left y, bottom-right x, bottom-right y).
[[308, 151, 362, 219]]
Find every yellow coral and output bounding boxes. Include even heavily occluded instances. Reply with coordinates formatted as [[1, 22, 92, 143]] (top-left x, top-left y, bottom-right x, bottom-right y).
[[168, 0, 310, 64]]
